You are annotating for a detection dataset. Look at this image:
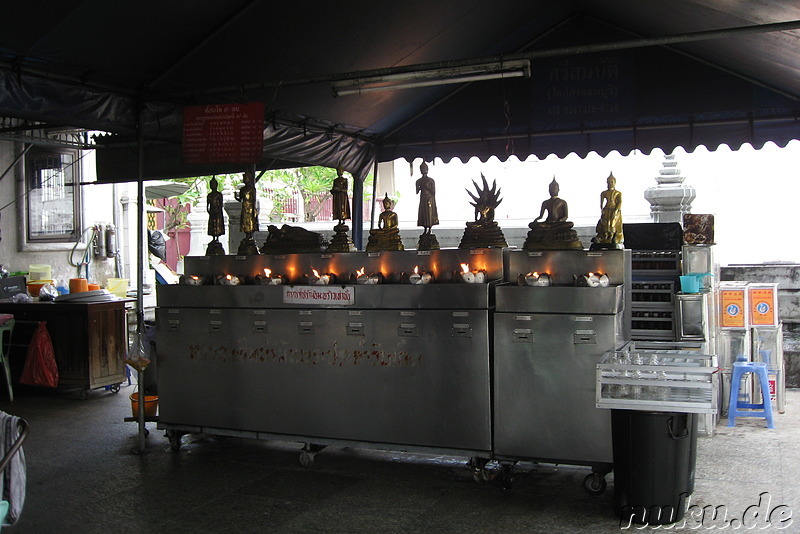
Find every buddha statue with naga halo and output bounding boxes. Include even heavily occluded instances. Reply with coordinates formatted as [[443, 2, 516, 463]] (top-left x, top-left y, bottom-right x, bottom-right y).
[[458, 174, 508, 249], [523, 177, 583, 250], [366, 193, 404, 252]]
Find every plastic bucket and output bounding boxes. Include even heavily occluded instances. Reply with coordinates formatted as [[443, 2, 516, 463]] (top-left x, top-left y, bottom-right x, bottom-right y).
[[28, 264, 52, 281], [130, 393, 158, 417], [679, 272, 711, 294], [679, 275, 700, 294], [107, 278, 128, 298]]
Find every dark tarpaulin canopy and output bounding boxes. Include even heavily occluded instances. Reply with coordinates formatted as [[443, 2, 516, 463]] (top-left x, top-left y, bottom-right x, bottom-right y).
[[1, 0, 800, 179]]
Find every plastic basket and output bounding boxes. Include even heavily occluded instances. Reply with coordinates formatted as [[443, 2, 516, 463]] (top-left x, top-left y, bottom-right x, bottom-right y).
[[130, 392, 158, 418], [107, 278, 128, 298]]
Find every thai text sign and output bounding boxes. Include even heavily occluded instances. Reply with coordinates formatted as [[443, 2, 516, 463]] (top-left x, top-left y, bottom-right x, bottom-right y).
[[283, 286, 355, 306], [749, 286, 778, 326], [720, 288, 747, 328], [183, 102, 264, 164]]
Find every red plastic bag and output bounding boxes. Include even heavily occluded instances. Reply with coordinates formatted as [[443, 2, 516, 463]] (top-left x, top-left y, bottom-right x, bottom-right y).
[[20, 321, 59, 388]]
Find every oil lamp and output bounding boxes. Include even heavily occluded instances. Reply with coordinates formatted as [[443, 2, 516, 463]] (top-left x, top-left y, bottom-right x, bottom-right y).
[[183, 275, 205, 286], [407, 265, 432, 285], [524, 271, 551, 287], [459, 263, 485, 284], [575, 272, 607, 287], [355, 267, 381, 285], [217, 274, 240, 286], [308, 268, 330, 285], [257, 268, 283, 285]]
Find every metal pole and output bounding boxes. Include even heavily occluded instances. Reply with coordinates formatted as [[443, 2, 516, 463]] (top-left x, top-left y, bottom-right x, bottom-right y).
[[134, 101, 148, 455], [351, 172, 363, 250], [369, 159, 378, 230]]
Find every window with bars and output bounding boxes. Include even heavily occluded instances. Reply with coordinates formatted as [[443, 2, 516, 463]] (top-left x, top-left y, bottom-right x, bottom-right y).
[[23, 147, 82, 243]]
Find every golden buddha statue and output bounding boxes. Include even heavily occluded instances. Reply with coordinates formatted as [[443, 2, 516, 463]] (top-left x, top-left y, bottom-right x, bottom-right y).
[[591, 173, 624, 249], [205, 176, 226, 255], [366, 194, 404, 252], [235, 169, 260, 255], [523, 177, 583, 250]]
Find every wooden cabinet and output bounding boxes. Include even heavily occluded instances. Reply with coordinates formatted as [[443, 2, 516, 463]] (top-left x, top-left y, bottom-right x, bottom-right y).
[[0, 300, 128, 396]]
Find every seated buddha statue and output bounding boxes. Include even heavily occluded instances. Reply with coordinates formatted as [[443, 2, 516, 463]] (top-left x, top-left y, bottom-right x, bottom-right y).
[[366, 194, 404, 252], [523, 178, 583, 250]]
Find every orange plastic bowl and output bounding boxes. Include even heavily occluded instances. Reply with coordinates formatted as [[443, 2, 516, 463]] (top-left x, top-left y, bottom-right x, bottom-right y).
[[28, 280, 52, 296]]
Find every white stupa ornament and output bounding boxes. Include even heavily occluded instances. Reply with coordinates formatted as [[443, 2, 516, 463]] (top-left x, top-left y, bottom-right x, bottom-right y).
[[643, 153, 696, 223]]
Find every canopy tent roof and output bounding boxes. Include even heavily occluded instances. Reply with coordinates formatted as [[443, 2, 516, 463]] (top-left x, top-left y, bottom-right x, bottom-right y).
[[1, 1, 800, 180]]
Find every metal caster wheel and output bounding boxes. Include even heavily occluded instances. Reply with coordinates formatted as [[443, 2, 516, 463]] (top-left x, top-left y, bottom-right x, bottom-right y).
[[109, 383, 121, 393], [299, 443, 324, 467], [500, 463, 515, 490], [583, 472, 607, 496], [299, 450, 315, 467], [167, 430, 184, 452], [469, 457, 491, 484]]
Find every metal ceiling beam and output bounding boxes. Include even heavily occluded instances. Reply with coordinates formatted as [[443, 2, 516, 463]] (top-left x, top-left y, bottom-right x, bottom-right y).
[[154, 19, 800, 99], [381, 114, 800, 150]]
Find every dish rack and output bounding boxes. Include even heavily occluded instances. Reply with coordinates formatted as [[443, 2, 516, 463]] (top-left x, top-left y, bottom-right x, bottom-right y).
[[596, 349, 719, 414]]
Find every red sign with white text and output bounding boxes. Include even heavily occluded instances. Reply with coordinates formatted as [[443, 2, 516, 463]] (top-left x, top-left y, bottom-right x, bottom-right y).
[[183, 102, 264, 164]]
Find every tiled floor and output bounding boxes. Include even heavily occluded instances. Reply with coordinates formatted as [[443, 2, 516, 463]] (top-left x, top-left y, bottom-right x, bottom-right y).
[[0, 385, 795, 533]]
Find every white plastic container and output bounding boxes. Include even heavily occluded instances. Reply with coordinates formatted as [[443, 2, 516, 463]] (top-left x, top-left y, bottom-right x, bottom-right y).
[[28, 264, 52, 281], [106, 278, 128, 298]]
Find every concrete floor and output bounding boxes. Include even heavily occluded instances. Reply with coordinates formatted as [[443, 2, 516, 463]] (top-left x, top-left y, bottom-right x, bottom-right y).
[[0, 384, 796, 533]]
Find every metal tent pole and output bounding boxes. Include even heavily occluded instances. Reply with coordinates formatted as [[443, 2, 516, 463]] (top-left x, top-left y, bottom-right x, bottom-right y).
[[133, 102, 148, 455]]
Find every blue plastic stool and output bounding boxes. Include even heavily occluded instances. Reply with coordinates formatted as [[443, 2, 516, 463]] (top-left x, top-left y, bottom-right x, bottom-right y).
[[728, 361, 774, 428]]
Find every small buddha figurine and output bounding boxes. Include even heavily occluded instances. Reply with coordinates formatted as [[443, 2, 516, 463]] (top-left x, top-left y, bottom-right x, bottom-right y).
[[366, 193, 404, 252], [523, 177, 583, 250], [415, 162, 440, 250], [591, 173, 624, 250], [235, 169, 260, 255], [533, 177, 570, 226], [331, 167, 351, 224], [325, 166, 357, 252], [415, 162, 439, 235], [205, 176, 226, 255]]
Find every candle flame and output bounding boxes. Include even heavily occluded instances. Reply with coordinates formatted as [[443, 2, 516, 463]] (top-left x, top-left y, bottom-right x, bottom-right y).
[[357, 267, 366, 277], [312, 268, 320, 277], [413, 265, 419, 274], [226, 274, 232, 280], [461, 263, 470, 274], [264, 268, 272, 277], [191, 275, 199, 280]]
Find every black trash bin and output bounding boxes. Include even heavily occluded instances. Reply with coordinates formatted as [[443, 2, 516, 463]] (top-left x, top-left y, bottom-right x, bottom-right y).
[[612, 410, 697, 526]]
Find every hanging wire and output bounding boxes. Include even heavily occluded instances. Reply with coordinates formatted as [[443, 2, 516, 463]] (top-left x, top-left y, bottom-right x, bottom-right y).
[[0, 148, 89, 214], [68, 225, 98, 278]]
